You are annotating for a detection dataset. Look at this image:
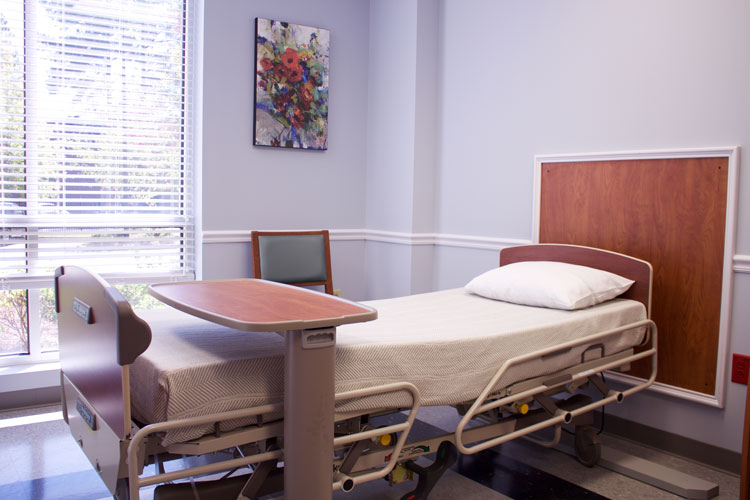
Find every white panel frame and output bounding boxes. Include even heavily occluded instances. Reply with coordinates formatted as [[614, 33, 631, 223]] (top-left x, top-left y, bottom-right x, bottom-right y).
[[532, 147, 740, 408]]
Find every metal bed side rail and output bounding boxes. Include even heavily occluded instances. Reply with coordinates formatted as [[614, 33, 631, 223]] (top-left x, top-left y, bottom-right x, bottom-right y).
[[454, 319, 657, 455], [332, 381, 421, 493], [126, 382, 421, 499], [127, 403, 284, 500]]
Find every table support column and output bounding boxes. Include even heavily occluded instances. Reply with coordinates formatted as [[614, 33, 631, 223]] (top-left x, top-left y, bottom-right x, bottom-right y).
[[283, 327, 336, 500]]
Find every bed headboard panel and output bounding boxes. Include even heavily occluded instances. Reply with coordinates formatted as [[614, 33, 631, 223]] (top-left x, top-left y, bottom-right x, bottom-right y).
[[536, 155, 732, 400], [500, 244, 652, 315]]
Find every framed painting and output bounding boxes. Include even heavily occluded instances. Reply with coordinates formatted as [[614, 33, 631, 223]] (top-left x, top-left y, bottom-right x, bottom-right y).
[[253, 18, 330, 150]]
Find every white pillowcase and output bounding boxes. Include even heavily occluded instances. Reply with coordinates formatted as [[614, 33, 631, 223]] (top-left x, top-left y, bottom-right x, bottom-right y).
[[465, 261, 634, 310]]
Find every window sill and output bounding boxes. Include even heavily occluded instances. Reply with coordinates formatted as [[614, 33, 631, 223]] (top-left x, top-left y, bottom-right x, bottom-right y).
[[0, 361, 61, 393]]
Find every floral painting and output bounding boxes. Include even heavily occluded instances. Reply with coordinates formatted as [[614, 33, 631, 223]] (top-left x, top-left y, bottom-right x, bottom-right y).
[[253, 18, 330, 150]]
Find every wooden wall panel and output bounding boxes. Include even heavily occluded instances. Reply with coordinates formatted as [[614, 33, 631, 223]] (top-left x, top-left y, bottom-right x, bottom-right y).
[[539, 157, 728, 395], [742, 381, 750, 500]]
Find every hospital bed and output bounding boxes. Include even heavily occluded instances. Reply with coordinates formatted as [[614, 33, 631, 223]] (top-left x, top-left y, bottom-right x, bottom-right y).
[[55, 244, 657, 500]]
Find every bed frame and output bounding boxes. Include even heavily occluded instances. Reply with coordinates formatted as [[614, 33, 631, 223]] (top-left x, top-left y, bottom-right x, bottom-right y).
[[56, 244, 657, 500]]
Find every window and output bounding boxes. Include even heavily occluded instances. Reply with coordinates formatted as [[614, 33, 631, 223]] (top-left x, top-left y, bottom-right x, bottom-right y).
[[0, 0, 195, 363]]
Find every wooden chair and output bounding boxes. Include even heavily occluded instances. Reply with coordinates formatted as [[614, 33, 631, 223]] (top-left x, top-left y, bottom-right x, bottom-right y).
[[251, 230, 334, 295]]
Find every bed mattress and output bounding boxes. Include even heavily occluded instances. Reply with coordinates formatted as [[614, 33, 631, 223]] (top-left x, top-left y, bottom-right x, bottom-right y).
[[130, 288, 646, 445]]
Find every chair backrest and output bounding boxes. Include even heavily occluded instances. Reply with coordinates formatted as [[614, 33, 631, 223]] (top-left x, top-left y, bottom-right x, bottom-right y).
[[251, 230, 333, 295]]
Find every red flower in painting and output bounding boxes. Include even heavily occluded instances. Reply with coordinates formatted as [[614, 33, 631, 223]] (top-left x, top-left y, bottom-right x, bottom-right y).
[[259, 56, 273, 71], [281, 48, 299, 67], [287, 64, 303, 83], [290, 107, 305, 129], [273, 63, 288, 80], [298, 84, 313, 110], [273, 91, 291, 111]]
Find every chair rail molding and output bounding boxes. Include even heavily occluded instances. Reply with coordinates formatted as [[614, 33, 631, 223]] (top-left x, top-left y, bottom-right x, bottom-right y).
[[735, 255, 750, 274], [203, 230, 749, 273], [203, 229, 749, 273], [202, 229, 531, 250]]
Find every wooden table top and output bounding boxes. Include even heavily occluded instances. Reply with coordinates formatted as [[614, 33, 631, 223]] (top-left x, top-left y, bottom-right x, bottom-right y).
[[148, 279, 377, 332]]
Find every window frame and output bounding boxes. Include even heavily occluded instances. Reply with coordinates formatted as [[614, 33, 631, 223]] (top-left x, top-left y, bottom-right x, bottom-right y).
[[0, 0, 197, 367]]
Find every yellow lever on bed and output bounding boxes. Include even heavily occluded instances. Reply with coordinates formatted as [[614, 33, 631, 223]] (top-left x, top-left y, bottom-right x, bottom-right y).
[[515, 403, 529, 415]]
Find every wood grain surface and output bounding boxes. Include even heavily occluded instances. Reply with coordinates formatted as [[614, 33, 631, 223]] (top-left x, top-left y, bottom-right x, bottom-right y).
[[149, 279, 376, 332], [539, 157, 728, 395]]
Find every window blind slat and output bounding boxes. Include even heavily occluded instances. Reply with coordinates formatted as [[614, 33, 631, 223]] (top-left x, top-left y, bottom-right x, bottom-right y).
[[0, 0, 194, 287]]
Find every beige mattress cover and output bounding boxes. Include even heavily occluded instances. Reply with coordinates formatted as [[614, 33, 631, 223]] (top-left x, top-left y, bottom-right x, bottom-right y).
[[130, 288, 646, 445]]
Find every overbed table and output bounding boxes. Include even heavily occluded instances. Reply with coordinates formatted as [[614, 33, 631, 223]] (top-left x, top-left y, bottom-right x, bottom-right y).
[[148, 279, 377, 500]]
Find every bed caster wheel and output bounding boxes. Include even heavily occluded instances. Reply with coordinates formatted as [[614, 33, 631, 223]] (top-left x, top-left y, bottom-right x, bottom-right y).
[[399, 441, 457, 500], [574, 426, 601, 467]]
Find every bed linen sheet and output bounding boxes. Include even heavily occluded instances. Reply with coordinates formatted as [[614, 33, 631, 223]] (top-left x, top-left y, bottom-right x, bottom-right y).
[[130, 288, 646, 445]]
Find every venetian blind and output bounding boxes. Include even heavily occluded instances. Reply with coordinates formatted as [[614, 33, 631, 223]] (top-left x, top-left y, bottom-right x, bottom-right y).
[[0, 0, 195, 288]]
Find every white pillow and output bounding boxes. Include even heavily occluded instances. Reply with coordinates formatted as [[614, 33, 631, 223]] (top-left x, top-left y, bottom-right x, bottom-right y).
[[465, 261, 634, 310]]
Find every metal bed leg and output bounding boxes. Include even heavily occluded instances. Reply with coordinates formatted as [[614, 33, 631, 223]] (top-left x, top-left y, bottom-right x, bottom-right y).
[[114, 478, 130, 500], [237, 451, 280, 499], [401, 441, 458, 500]]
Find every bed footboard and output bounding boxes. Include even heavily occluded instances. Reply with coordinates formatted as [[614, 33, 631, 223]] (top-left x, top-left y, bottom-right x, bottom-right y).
[[55, 266, 152, 494]]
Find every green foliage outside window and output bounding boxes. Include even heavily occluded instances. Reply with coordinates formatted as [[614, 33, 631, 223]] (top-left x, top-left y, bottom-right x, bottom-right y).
[[0, 283, 164, 357], [0, 290, 28, 355]]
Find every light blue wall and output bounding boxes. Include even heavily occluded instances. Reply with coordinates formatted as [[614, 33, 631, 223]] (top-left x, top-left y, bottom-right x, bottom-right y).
[[202, 0, 370, 232], [364, 0, 441, 298], [436, 0, 750, 244], [201, 0, 371, 298], [365, 0, 417, 234]]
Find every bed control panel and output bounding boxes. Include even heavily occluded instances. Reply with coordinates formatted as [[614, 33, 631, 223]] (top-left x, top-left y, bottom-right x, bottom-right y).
[[76, 397, 97, 431], [301, 327, 336, 349], [72, 297, 93, 324]]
